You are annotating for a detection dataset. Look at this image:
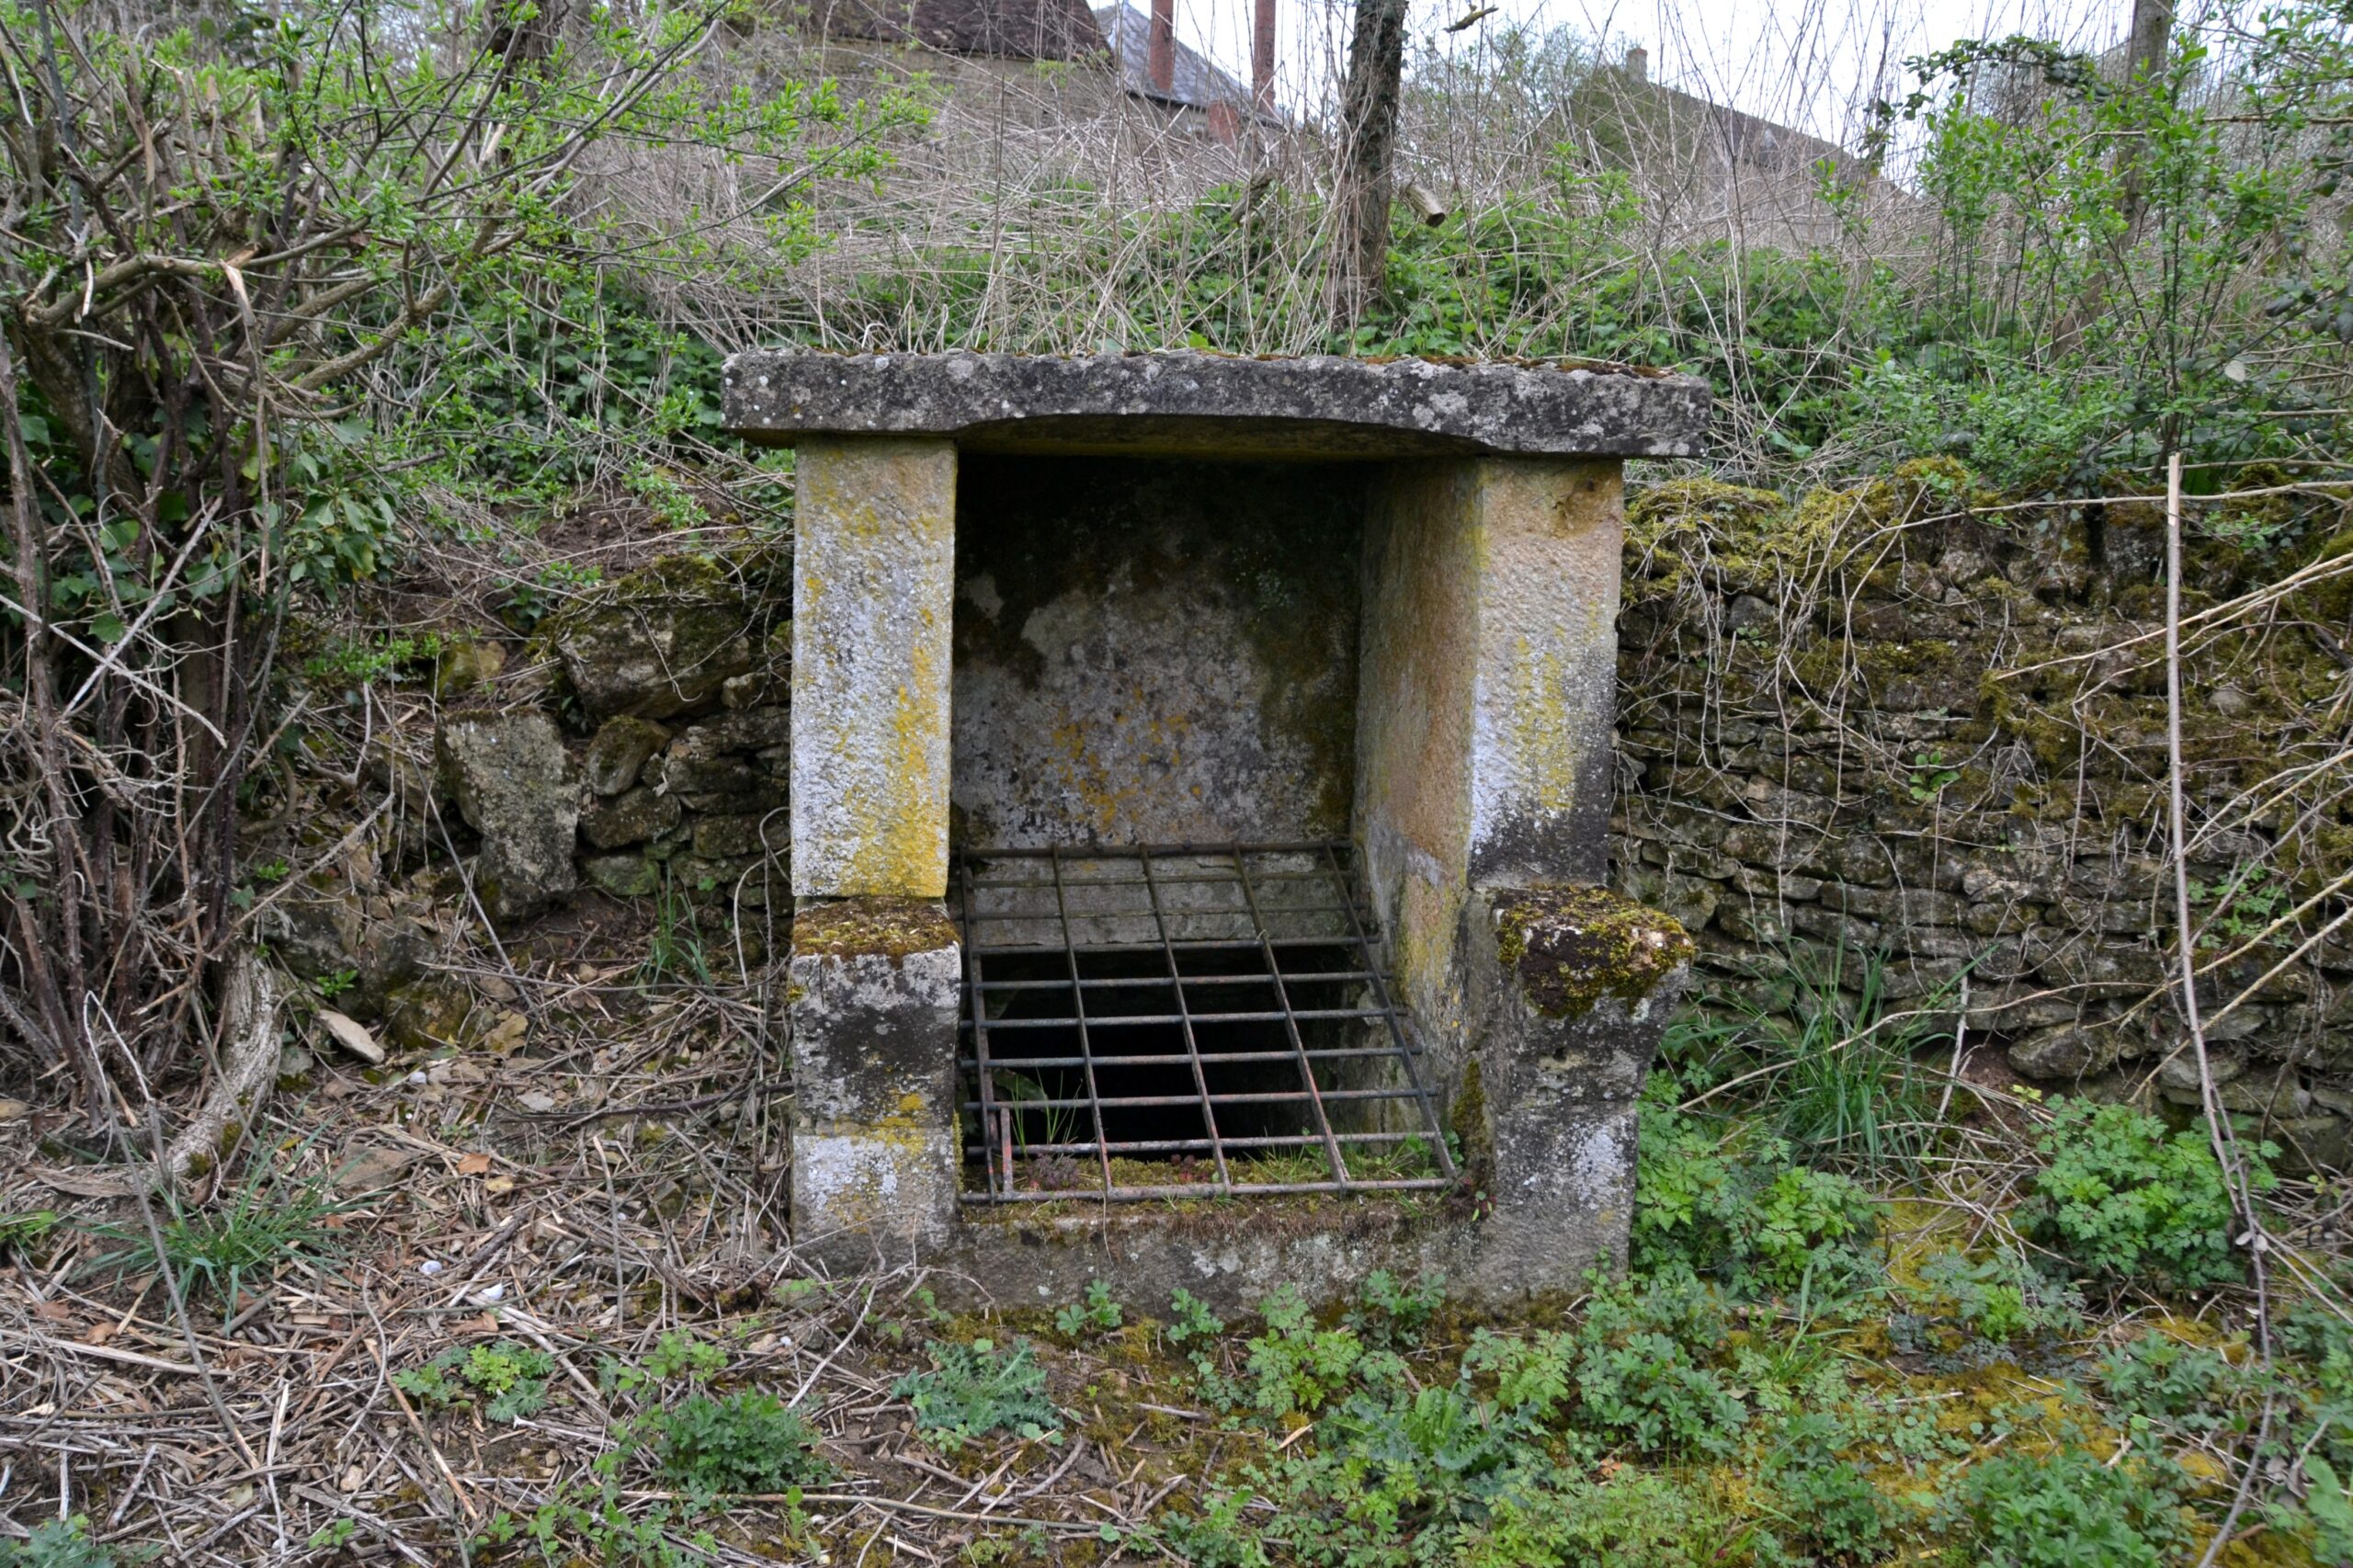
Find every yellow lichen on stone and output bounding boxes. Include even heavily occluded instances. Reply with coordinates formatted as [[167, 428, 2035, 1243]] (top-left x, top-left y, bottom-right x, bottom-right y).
[[791, 437, 958, 898]]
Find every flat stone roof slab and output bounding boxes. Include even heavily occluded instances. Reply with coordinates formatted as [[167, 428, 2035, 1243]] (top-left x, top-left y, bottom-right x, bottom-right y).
[[722, 349, 1710, 460]]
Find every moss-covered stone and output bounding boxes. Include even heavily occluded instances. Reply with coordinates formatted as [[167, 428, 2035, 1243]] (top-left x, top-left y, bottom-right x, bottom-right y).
[[584, 715, 672, 796], [538, 549, 784, 725], [581, 852, 660, 899], [791, 897, 955, 961], [432, 637, 506, 700], [1495, 885, 1694, 1018]]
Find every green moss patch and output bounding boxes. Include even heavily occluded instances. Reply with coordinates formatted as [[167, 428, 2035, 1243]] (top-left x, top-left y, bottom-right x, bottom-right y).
[[1495, 885, 1695, 1019], [790, 897, 956, 961]]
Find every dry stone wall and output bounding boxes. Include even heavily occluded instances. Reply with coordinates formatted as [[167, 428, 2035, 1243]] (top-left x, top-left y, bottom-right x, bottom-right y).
[[1610, 466, 2353, 1173], [540, 545, 793, 917]]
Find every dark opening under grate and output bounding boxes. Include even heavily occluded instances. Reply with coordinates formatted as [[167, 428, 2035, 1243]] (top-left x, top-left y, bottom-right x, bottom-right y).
[[953, 842, 1457, 1203]]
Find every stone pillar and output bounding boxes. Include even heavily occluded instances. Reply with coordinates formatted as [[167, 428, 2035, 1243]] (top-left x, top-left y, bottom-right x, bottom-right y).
[[1357, 456, 1626, 1045], [790, 437, 959, 899], [787, 900, 962, 1266], [1466, 886, 1691, 1293], [1462, 459, 1622, 888], [1359, 459, 1682, 1291], [789, 439, 963, 1261]]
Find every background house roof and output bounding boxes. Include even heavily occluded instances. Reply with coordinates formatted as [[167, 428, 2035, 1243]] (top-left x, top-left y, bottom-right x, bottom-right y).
[[1093, 3, 1250, 111], [808, 0, 1106, 61]]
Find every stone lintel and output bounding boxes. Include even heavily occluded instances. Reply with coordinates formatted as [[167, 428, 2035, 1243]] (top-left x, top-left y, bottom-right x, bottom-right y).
[[723, 350, 1709, 460], [787, 897, 961, 1266], [791, 437, 957, 898]]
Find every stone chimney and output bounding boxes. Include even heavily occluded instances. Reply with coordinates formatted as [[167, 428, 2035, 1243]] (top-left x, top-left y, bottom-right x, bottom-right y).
[[1624, 43, 1648, 82]]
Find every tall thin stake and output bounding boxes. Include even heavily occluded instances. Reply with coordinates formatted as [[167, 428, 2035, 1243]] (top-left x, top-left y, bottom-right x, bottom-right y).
[[2171, 449, 2279, 1568]]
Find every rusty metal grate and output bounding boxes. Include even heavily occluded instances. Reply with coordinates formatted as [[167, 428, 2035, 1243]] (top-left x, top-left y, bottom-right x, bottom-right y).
[[953, 842, 1456, 1203]]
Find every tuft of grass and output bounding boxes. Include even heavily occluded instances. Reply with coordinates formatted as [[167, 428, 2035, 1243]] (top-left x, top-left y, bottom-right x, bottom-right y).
[[1667, 940, 1949, 1176], [639, 867, 711, 987], [83, 1148, 358, 1308]]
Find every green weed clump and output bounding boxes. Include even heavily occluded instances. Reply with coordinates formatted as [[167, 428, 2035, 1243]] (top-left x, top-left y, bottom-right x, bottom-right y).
[[0, 1518, 119, 1568], [642, 1392, 830, 1499], [396, 1341, 556, 1423], [893, 1338, 1061, 1449], [1938, 1445, 2193, 1568], [2019, 1097, 2270, 1293], [1052, 1279, 1122, 1337], [1631, 1079, 1881, 1299], [471, 1329, 826, 1566]]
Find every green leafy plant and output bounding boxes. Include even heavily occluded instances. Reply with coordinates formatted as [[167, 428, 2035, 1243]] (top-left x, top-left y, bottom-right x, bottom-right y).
[[396, 1341, 556, 1424], [1939, 1444, 2192, 1568], [2097, 1333, 2260, 1439], [640, 1392, 830, 1499], [311, 968, 358, 1002], [1922, 1250, 2063, 1340], [1167, 1288, 1225, 1344], [2188, 864, 2290, 948], [1633, 1085, 1881, 1298], [2019, 1097, 2272, 1292], [894, 1338, 1061, 1449], [1761, 1411, 1890, 1563], [0, 1210, 61, 1258], [306, 1518, 358, 1550], [1053, 1279, 1122, 1337], [0, 1517, 119, 1568], [2302, 1457, 2353, 1565], [1908, 747, 1962, 801], [1347, 1269, 1446, 1347], [1464, 1269, 1749, 1458], [1239, 1286, 1377, 1420]]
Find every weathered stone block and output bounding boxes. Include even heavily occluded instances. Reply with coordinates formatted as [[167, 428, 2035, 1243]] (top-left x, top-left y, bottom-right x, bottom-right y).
[[2274, 1115, 2353, 1176], [582, 853, 660, 899], [1716, 899, 1790, 946], [2008, 1021, 2121, 1080], [436, 711, 578, 920], [693, 812, 781, 860], [674, 855, 774, 905], [1467, 887, 1692, 1294], [1964, 985, 2085, 1033], [384, 972, 483, 1052], [788, 900, 961, 1266], [1828, 883, 1969, 927], [1733, 864, 1823, 901], [580, 786, 681, 850], [254, 890, 428, 1019], [791, 438, 958, 898], [543, 557, 756, 723], [1962, 901, 2043, 937], [585, 716, 671, 796]]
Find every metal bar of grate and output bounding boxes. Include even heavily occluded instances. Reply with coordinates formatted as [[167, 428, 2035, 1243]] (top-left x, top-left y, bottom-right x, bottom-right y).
[[954, 841, 1455, 1203], [1140, 848, 1234, 1193]]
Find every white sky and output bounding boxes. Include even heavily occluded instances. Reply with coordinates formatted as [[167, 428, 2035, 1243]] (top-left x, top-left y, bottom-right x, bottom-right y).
[[1164, 0, 2124, 142]]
